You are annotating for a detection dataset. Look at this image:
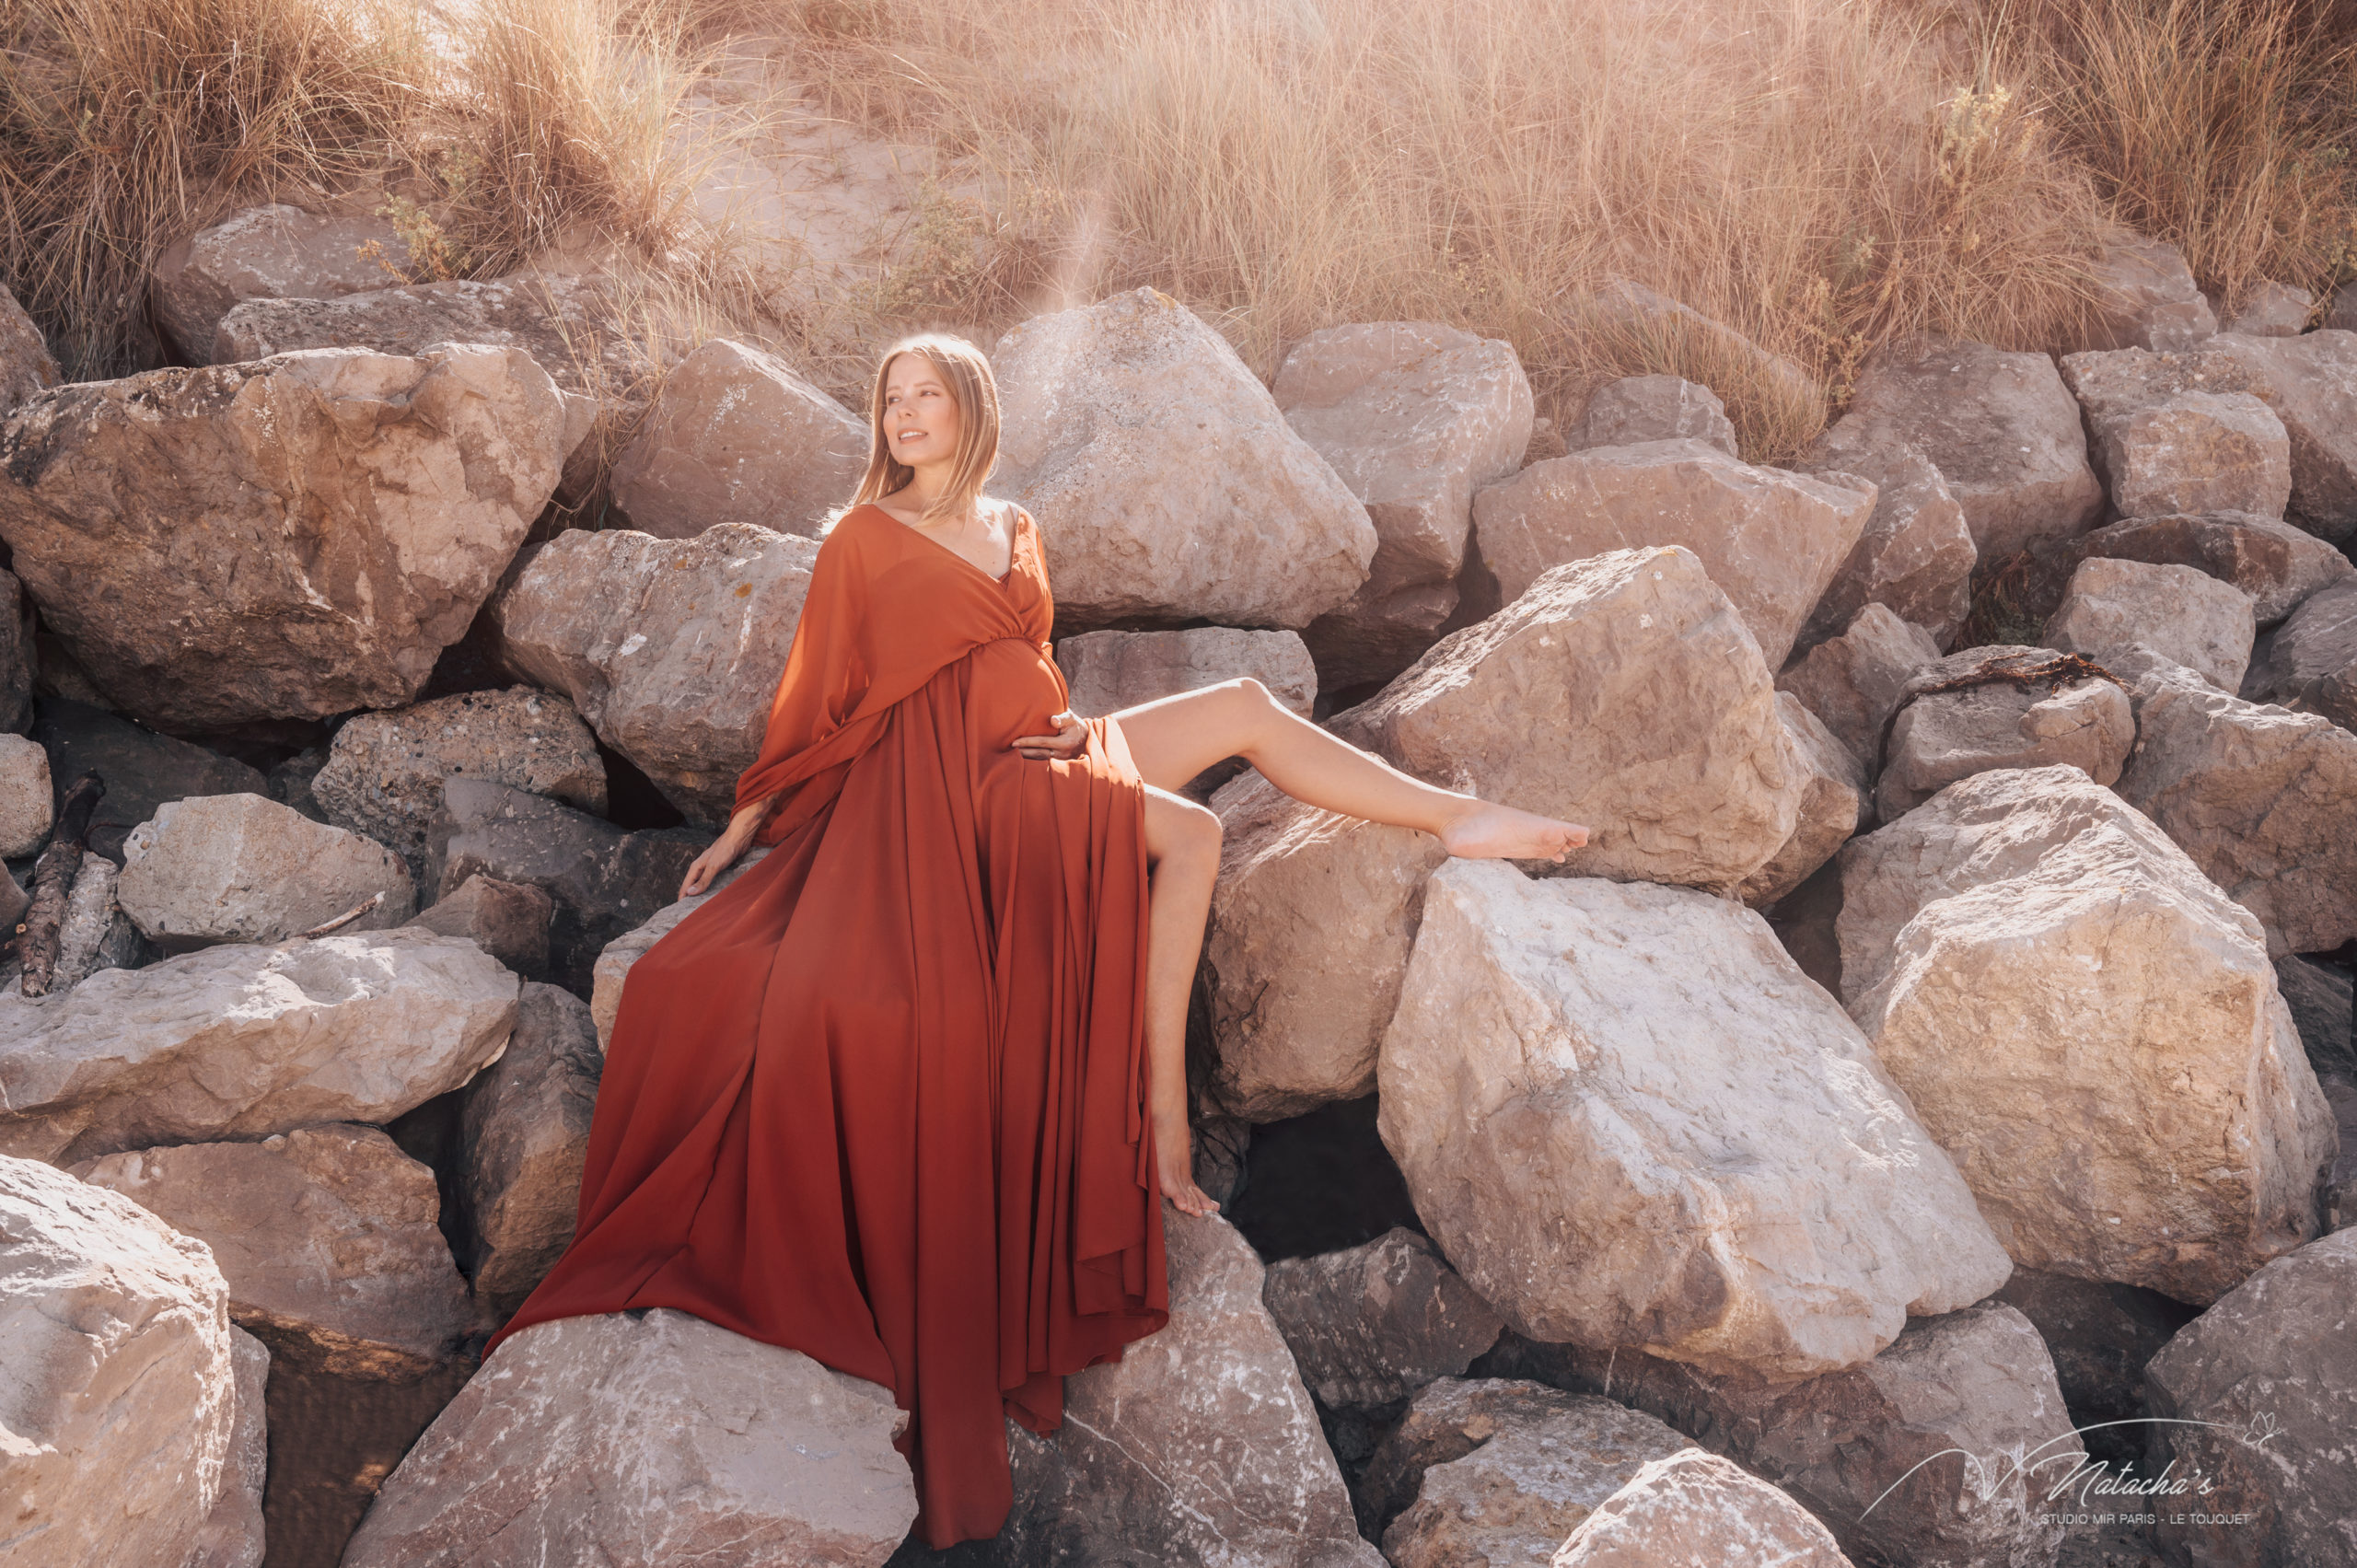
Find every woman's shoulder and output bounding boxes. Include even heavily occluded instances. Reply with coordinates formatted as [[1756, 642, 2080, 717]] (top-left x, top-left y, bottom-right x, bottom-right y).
[[983, 494, 1035, 532]]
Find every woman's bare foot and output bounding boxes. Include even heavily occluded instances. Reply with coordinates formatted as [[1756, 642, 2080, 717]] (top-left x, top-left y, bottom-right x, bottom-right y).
[[1152, 1108, 1220, 1217], [1438, 799, 1591, 863]]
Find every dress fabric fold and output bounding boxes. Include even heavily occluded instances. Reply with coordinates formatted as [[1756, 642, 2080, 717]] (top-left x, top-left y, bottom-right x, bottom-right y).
[[483, 501, 1169, 1548]]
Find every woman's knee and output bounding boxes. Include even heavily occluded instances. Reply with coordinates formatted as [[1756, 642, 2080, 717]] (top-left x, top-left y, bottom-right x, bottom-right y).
[[1147, 792, 1223, 866]]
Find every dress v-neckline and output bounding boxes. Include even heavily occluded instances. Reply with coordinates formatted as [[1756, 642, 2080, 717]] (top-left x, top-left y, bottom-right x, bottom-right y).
[[862, 501, 1020, 587]]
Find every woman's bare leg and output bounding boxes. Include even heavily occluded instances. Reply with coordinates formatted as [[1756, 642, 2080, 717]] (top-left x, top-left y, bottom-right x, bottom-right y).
[[1113, 679, 1589, 861], [1141, 784, 1222, 1216]]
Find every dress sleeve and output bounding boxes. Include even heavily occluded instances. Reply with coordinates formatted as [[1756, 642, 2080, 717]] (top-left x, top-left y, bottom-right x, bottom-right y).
[[731, 524, 874, 842]]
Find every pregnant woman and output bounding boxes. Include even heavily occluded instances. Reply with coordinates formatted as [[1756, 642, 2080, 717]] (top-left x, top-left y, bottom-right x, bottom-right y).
[[485, 331, 1590, 1549]]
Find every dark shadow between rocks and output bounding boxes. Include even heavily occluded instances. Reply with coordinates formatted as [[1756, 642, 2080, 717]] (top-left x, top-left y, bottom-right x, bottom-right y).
[[1222, 1095, 1425, 1264]]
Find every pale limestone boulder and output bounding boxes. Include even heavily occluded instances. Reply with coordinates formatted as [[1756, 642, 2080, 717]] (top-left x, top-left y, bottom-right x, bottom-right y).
[[1792, 436, 1975, 651], [588, 847, 770, 1050], [607, 337, 867, 540], [2144, 1229, 2357, 1568], [153, 203, 408, 361], [1204, 547, 1804, 1119], [1470, 438, 1873, 668], [1551, 1449, 1855, 1568], [991, 287, 1376, 631], [1737, 692, 1866, 907], [2084, 232, 2219, 351], [1273, 321, 1532, 688], [1571, 373, 1736, 456], [0, 283, 59, 418], [313, 687, 607, 877], [1370, 1380, 1693, 1568], [2206, 329, 2357, 543], [1839, 763, 2336, 1302], [0, 928, 518, 1165], [1774, 600, 1943, 770], [2041, 555, 2257, 691], [460, 983, 601, 1317], [406, 874, 554, 983], [1, 1154, 247, 1568], [2061, 346, 2292, 520], [2115, 646, 2357, 954], [1819, 339, 2104, 561], [1260, 1227, 1504, 1411], [1055, 626, 1315, 718], [2242, 572, 2357, 729], [1490, 1298, 2083, 1568], [2229, 282, 2315, 338], [1379, 861, 2010, 1378], [1874, 645, 2135, 819], [118, 793, 416, 950], [487, 523, 819, 824], [0, 730, 52, 855], [995, 1211, 1382, 1568], [342, 1308, 915, 1568], [2076, 509, 2351, 626], [74, 1124, 471, 1380], [192, 1326, 270, 1568], [0, 346, 565, 728]]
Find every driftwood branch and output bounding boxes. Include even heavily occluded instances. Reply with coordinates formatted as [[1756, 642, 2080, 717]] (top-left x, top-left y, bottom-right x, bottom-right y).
[[1873, 651, 2129, 778], [19, 771, 106, 998], [296, 890, 386, 940]]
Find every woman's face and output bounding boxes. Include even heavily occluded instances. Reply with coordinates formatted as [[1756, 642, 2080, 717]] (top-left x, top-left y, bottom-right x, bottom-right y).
[[882, 353, 963, 470]]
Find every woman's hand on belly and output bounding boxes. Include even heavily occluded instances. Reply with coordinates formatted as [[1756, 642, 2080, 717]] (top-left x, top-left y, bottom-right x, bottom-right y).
[[1011, 710, 1088, 761]]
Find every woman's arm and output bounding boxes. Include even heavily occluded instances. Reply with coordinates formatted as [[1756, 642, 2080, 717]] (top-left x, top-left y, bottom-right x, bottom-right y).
[[678, 794, 777, 900]]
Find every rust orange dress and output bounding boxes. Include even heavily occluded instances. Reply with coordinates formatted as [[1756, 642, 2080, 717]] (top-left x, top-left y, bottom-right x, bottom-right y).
[[483, 500, 1170, 1548]]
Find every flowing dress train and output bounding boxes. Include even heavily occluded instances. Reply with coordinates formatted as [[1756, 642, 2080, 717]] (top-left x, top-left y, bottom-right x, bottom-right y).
[[483, 501, 1170, 1548]]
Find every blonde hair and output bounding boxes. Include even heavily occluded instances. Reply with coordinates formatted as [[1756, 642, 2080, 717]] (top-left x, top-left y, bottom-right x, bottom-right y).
[[845, 333, 1002, 528]]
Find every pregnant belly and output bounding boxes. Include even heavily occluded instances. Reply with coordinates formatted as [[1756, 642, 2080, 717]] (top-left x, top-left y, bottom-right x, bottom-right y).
[[966, 637, 1070, 754]]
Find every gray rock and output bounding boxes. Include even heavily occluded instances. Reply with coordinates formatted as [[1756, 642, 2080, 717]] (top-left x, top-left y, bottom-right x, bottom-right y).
[[1774, 600, 1943, 772], [74, 1123, 473, 1381], [0, 730, 52, 856], [0, 346, 566, 728], [588, 848, 770, 1050], [2144, 1229, 2357, 1568], [31, 697, 268, 837], [0, 927, 518, 1164], [2074, 510, 2351, 626], [192, 1326, 270, 1568], [1874, 645, 2135, 819], [406, 873, 555, 983], [153, 203, 409, 361], [1793, 436, 1976, 651], [0, 283, 59, 418], [118, 792, 416, 951], [263, 742, 329, 822], [459, 982, 601, 1317], [2240, 572, 2357, 731], [2041, 555, 2257, 692], [342, 1308, 916, 1568], [2061, 345, 2292, 521], [1260, 1227, 1504, 1411], [2084, 232, 2219, 350], [1056, 626, 1316, 718], [424, 777, 710, 994], [1553, 1447, 1857, 1567], [1571, 373, 1737, 456], [2227, 280, 2316, 339], [1737, 692, 1866, 907], [2206, 330, 2357, 544], [312, 686, 607, 878]]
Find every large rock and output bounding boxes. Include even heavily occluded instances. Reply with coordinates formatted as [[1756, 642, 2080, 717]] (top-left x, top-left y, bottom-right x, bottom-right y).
[[2205, 329, 2357, 543], [152, 203, 409, 362], [2061, 346, 2292, 520], [311, 687, 608, 877], [1793, 435, 1976, 651], [117, 792, 416, 950], [406, 873, 554, 982], [588, 847, 770, 1049], [195, 1326, 270, 1568], [0, 928, 519, 1165], [993, 1210, 1381, 1568], [1469, 438, 1874, 668], [990, 287, 1376, 631], [2241, 571, 2357, 730], [423, 778, 709, 994], [0, 346, 566, 728], [1273, 321, 1532, 687], [1484, 1299, 2084, 1568], [1821, 339, 2105, 561], [74, 1123, 472, 1380], [2114, 647, 2357, 955], [341, 1307, 916, 1568], [2074, 510, 2351, 627], [0, 730, 52, 856], [1, 1153, 250, 1568], [1839, 763, 2337, 1302], [2227, 281, 2316, 339], [2084, 232, 2219, 351], [1055, 625, 1316, 718], [1361, 1379, 1691, 1567], [1773, 600, 1943, 771], [1204, 547, 1804, 1118], [2041, 555, 2257, 692], [1736, 692, 1866, 907], [29, 698, 268, 837], [459, 982, 601, 1317], [487, 523, 819, 824], [1260, 1227, 1504, 1411], [606, 336, 867, 540], [0, 283, 60, 417], [1570, 373, 1736, 456], [2143, 1229, 2357, 1568], [1874, 645, 2135, 819], [1552, 1448, 1855, 1567], [1379, 860, 2009, 1378]]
